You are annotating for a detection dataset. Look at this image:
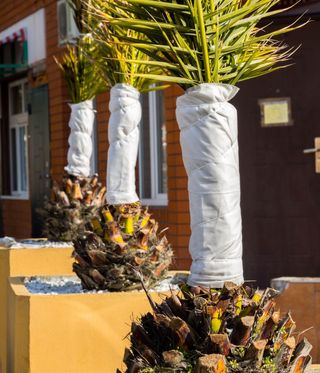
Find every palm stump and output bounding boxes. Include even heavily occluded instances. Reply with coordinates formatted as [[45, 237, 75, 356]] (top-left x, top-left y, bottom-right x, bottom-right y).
[[124, 283, 312, 373], [73, 203, 173, 291], [40, 174, 106, 241]]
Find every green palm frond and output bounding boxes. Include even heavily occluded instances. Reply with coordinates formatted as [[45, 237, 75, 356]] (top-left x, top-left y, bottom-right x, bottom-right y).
[[67, 0, 98, 34], [83, 1, 169, 92], [89, 0, 308, 89], [54, 36, 104, 103]]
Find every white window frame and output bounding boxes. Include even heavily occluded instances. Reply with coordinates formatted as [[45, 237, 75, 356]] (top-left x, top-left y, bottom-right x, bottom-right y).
[[6, 78, 29, 199], [90, 99, 98, 175], [57, 0, 79, 45], [139, 90, 168, 206]]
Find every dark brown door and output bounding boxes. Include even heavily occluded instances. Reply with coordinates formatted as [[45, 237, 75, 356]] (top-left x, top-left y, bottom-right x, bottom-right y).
[[234, 20, 320, 287]]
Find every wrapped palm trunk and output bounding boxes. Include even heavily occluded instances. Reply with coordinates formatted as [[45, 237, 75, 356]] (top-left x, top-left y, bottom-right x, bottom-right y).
[[64, 99, 95, 177], [176, 83, 243, 288], [72, 84, 173, 291], [106, 83, 140, 205]]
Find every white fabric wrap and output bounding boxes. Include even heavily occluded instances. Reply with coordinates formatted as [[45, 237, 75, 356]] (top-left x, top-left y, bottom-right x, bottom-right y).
[[64, 99, 95, 177], [106, 83, 140, 204], [176, 83, 244, 288]]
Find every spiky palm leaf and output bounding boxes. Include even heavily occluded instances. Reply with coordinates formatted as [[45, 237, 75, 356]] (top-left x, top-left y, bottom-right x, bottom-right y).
[[67, 0, 95, 34], [88, 0, 307, 89], [72, 202, 173, 291], [54, 0, 104, 102], [83, 1, 168, 92], [124, 282, 312, 372], [54, 36, 104, 103]]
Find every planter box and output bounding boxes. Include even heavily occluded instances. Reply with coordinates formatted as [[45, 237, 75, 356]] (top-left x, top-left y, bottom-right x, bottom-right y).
[[6, 274, 319, 373], [0, 243, 73, 373], [7, 274, 183, 373], [271, 277, 320, 363]]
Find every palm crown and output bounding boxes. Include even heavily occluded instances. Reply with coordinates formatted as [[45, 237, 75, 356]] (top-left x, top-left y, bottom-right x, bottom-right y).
[[54, 1, 104, 103], [87, 0, 307, 89], [81, 1, 168, 92], [54, 37, 104, 103]]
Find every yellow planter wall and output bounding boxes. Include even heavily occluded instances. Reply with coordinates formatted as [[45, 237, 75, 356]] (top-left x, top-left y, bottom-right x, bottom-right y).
[[271, 277, 320, 363], [0, 245, 73, 373], [8, 276, 175, 373]]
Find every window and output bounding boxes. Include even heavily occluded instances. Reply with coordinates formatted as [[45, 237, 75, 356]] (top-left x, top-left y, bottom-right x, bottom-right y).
[[7, 79, 29, 197], [0, 29, 28, 77], [57, 0, 79, 44], [139, 89, 168, 206]]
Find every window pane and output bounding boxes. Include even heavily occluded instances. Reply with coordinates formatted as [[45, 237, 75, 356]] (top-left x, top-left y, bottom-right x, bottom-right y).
[[156, 91, 167, 194], [19, 127, 28, 191], [10, 128, 17, 191], [139, 93, 152, 199], [11, 85, 23, 114], [2, 42, 12, 64], [58, 1, 68, 41], [14, 40, 24, 65], [23, 82, 28, 113]]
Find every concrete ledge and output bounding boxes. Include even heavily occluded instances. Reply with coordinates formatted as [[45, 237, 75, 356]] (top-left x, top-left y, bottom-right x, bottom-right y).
[[0, 244, 74, 373], [7, 274, 182, 373]]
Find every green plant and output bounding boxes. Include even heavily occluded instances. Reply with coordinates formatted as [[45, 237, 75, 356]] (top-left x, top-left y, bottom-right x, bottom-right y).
[[54, 0, 104, 103], [54, 37, 104, 103], [82, 1, 168, 92], [89, 0, 307, 89]]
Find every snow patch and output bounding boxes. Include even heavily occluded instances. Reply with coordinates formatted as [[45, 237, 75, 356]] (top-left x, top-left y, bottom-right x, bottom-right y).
[[24, 273, 187, 295], [0, 236, 72, 249]]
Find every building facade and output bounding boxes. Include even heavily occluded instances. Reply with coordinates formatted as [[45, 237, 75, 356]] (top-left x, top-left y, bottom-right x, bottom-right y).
[[0, 0, 319, 286]]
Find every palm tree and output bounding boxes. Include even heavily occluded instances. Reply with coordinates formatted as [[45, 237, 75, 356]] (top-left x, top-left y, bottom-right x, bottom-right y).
[[39, 2, 106, 241], [70, 2, 173, 291], [91, 0, 306, 289], [83, 2, 166, 205]]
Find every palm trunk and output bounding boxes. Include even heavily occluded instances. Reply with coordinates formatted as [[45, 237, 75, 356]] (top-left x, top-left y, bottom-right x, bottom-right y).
[[106, 83, 141, 205], [65, 99, 95, 177], [176, 83, 243, 288]]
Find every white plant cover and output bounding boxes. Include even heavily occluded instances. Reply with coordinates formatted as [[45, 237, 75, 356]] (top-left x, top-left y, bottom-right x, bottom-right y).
[[64, 99, 95, 177], [176, 83, 243, 288], [106, 83, 141, 205]]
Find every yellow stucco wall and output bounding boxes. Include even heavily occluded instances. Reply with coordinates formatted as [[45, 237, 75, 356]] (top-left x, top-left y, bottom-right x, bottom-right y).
[[8, 276, 177, 373], [0, 246, 73, 373]]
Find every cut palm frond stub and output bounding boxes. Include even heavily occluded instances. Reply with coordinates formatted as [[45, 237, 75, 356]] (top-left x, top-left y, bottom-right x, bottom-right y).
[[91, 0, 307, 89], [124, 282, 312, 372], [39, 174, 106, 242], [73, 202, 173, 291]]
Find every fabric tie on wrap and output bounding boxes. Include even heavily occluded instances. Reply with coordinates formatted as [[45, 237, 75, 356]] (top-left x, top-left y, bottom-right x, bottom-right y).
[[107, 83, 140, 205], [176, 83, 243, 288], [65, 99, 95, 177]]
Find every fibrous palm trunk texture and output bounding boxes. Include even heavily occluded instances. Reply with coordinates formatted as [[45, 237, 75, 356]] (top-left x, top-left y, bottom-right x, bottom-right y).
[[72, 202, 173, 291], [39, 173, 106, 241], [123, 282, 312, 372]]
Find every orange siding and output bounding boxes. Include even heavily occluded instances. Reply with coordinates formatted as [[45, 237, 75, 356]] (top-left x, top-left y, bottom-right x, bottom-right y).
[[1, 199, 32, 239]]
